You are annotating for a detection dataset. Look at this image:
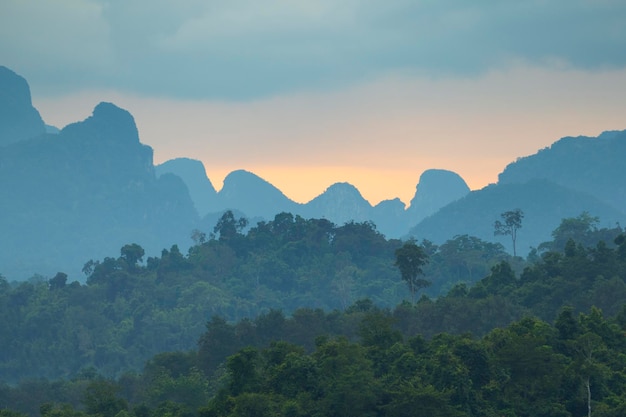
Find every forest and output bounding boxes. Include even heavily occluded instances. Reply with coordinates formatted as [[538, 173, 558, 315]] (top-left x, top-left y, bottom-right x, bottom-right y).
[[2, 211, 626, 417]]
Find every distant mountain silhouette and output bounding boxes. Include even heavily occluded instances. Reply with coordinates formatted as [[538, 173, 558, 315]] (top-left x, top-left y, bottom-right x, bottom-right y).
[[498, 130, 626, 211], [216, 170, 301, 219], [156, 158, 218, 217], [408, 130, 626, 254], [301, 182, 372, 225], [156, 162, 471, 238], [4, 65, 624, 278], [0, 66, 46, 146], [407, 169, 470, 224], [371, 198, 407, 237], [0, 99, 198, 280]]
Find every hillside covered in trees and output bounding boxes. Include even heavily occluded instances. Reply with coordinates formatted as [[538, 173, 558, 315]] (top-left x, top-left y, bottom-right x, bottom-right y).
[[2, 211, 626, 416]]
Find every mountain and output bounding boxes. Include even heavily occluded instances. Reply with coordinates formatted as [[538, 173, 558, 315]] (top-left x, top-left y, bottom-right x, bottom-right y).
[[301, 182, 373, 225], [156, 158, 218, 217], [498, 130, 626, 211], [371, 198, 408, 238], [157, 164, 473, 238], [9, 65, 624, 275], [0, 101, 198, 280], [0, 66, 46, 146], [406, 169, 470, 224], [215, 169, 300, 219], [408, 180, 626, 255], [407, 129, 626, 256]]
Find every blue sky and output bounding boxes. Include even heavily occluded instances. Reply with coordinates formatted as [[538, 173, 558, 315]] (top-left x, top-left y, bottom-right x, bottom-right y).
[[2, 0, 626, 204]]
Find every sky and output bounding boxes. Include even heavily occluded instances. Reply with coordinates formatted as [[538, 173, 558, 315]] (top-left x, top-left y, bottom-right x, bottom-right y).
[[2, 0, 626, 206]]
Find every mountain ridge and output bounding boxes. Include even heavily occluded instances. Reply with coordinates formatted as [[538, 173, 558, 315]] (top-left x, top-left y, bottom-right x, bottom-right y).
[[1, 65, 625, 279]]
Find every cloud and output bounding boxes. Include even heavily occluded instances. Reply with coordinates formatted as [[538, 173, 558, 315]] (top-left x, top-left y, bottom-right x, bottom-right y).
[[3, 0, 626, 99], [0, 0, 113, 91]]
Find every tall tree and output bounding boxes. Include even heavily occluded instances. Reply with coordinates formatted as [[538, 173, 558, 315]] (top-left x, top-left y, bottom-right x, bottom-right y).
[[494, 209, 524, 257], [395, 241, 430, 303], [120, 243, 145, 270], [213, 210, 248, 241]]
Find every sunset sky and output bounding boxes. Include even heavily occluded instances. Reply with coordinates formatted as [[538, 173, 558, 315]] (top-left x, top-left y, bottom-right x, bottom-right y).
[[2, 0, 626, 205]]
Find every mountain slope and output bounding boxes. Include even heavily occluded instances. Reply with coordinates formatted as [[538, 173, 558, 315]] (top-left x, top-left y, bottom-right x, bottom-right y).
[[408, 180, 626, 255], [156, 158, 218, 217], [498, 130, 626, 211], [0, 102, 198, 280], [301, 182, 373, 225], [0, 66, 46, 146], [216, 169, 301, 219]]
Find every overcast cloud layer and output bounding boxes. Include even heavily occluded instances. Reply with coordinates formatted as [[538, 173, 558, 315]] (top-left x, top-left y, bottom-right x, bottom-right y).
[[3, 0, 626, 204], [2, 0, 626, 99]]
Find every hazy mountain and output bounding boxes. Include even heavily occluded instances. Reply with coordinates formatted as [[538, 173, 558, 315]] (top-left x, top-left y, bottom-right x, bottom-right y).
[[498, 130, 626, 211], [7, 65, 624, 277], [161, 165, 472, 239], [0, 101, 198, 280], [406, 130, 626, 254], [407, 169, 470, 224], [408, 180, 626, 256], [156, 157, 218, 217], [301, 182, 373, 225], [0, 66, 46, 146], [215, 169, 300, 219], [152, 159, 472, 240], [371, 198, 407, 238]]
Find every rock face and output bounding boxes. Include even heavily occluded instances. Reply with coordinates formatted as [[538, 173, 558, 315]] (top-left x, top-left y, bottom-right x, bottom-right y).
[[371, 198, 408, 238], [0, 66, 46, 146], [162, 165, 472, 239], [156, 158, 218, 217], [498, 130, 626, 211], [407, 131, 626, 255], [216, 170, 300, 219], [62, 101, 140, 144], [302, 182, 373, 225], [408, 180, 625, 256], [406, 169, 471, 225], [0, 100, 198, 280]]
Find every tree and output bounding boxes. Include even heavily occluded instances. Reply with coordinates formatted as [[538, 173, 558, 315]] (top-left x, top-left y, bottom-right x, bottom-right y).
[[48, 272, 67, 291], [395, 241, 430, 303], [82, 380, 128, 417], [120, 243, 145, 270], [191, 229, 207, 245], [494, 209, 524, 257], [213, 210, 248, 241]]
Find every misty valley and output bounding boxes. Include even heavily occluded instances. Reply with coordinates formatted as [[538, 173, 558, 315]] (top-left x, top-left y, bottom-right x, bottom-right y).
[[2, 65, 626, 417]]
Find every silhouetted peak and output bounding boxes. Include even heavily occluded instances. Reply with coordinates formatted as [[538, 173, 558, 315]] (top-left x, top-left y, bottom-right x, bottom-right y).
[[61, 102, 139, 144], [157, 158, 216, 193], [374, 197, 406, 211], [597, 130, 626, 141], [220, 169, 283, 195], [220, 169, 291, 200], [224, 169, 263, 183], [406, 169, 470, 224], [307, 182, 371, 206], [303, 182, 372, 224], [218, 170, 297, 219], [0, 66, 33, 106], [409, 169, 470, 207], [322, 182, 364, 198], [0, 66, 46, 146], [156, 158, 217, 217]]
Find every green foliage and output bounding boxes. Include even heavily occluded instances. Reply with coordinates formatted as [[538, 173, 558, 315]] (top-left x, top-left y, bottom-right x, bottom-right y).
[[82, 380, 128, 417], [394, 241, 430, 302], [494, 208, 524, 256], [4, 213, 626, 417]]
